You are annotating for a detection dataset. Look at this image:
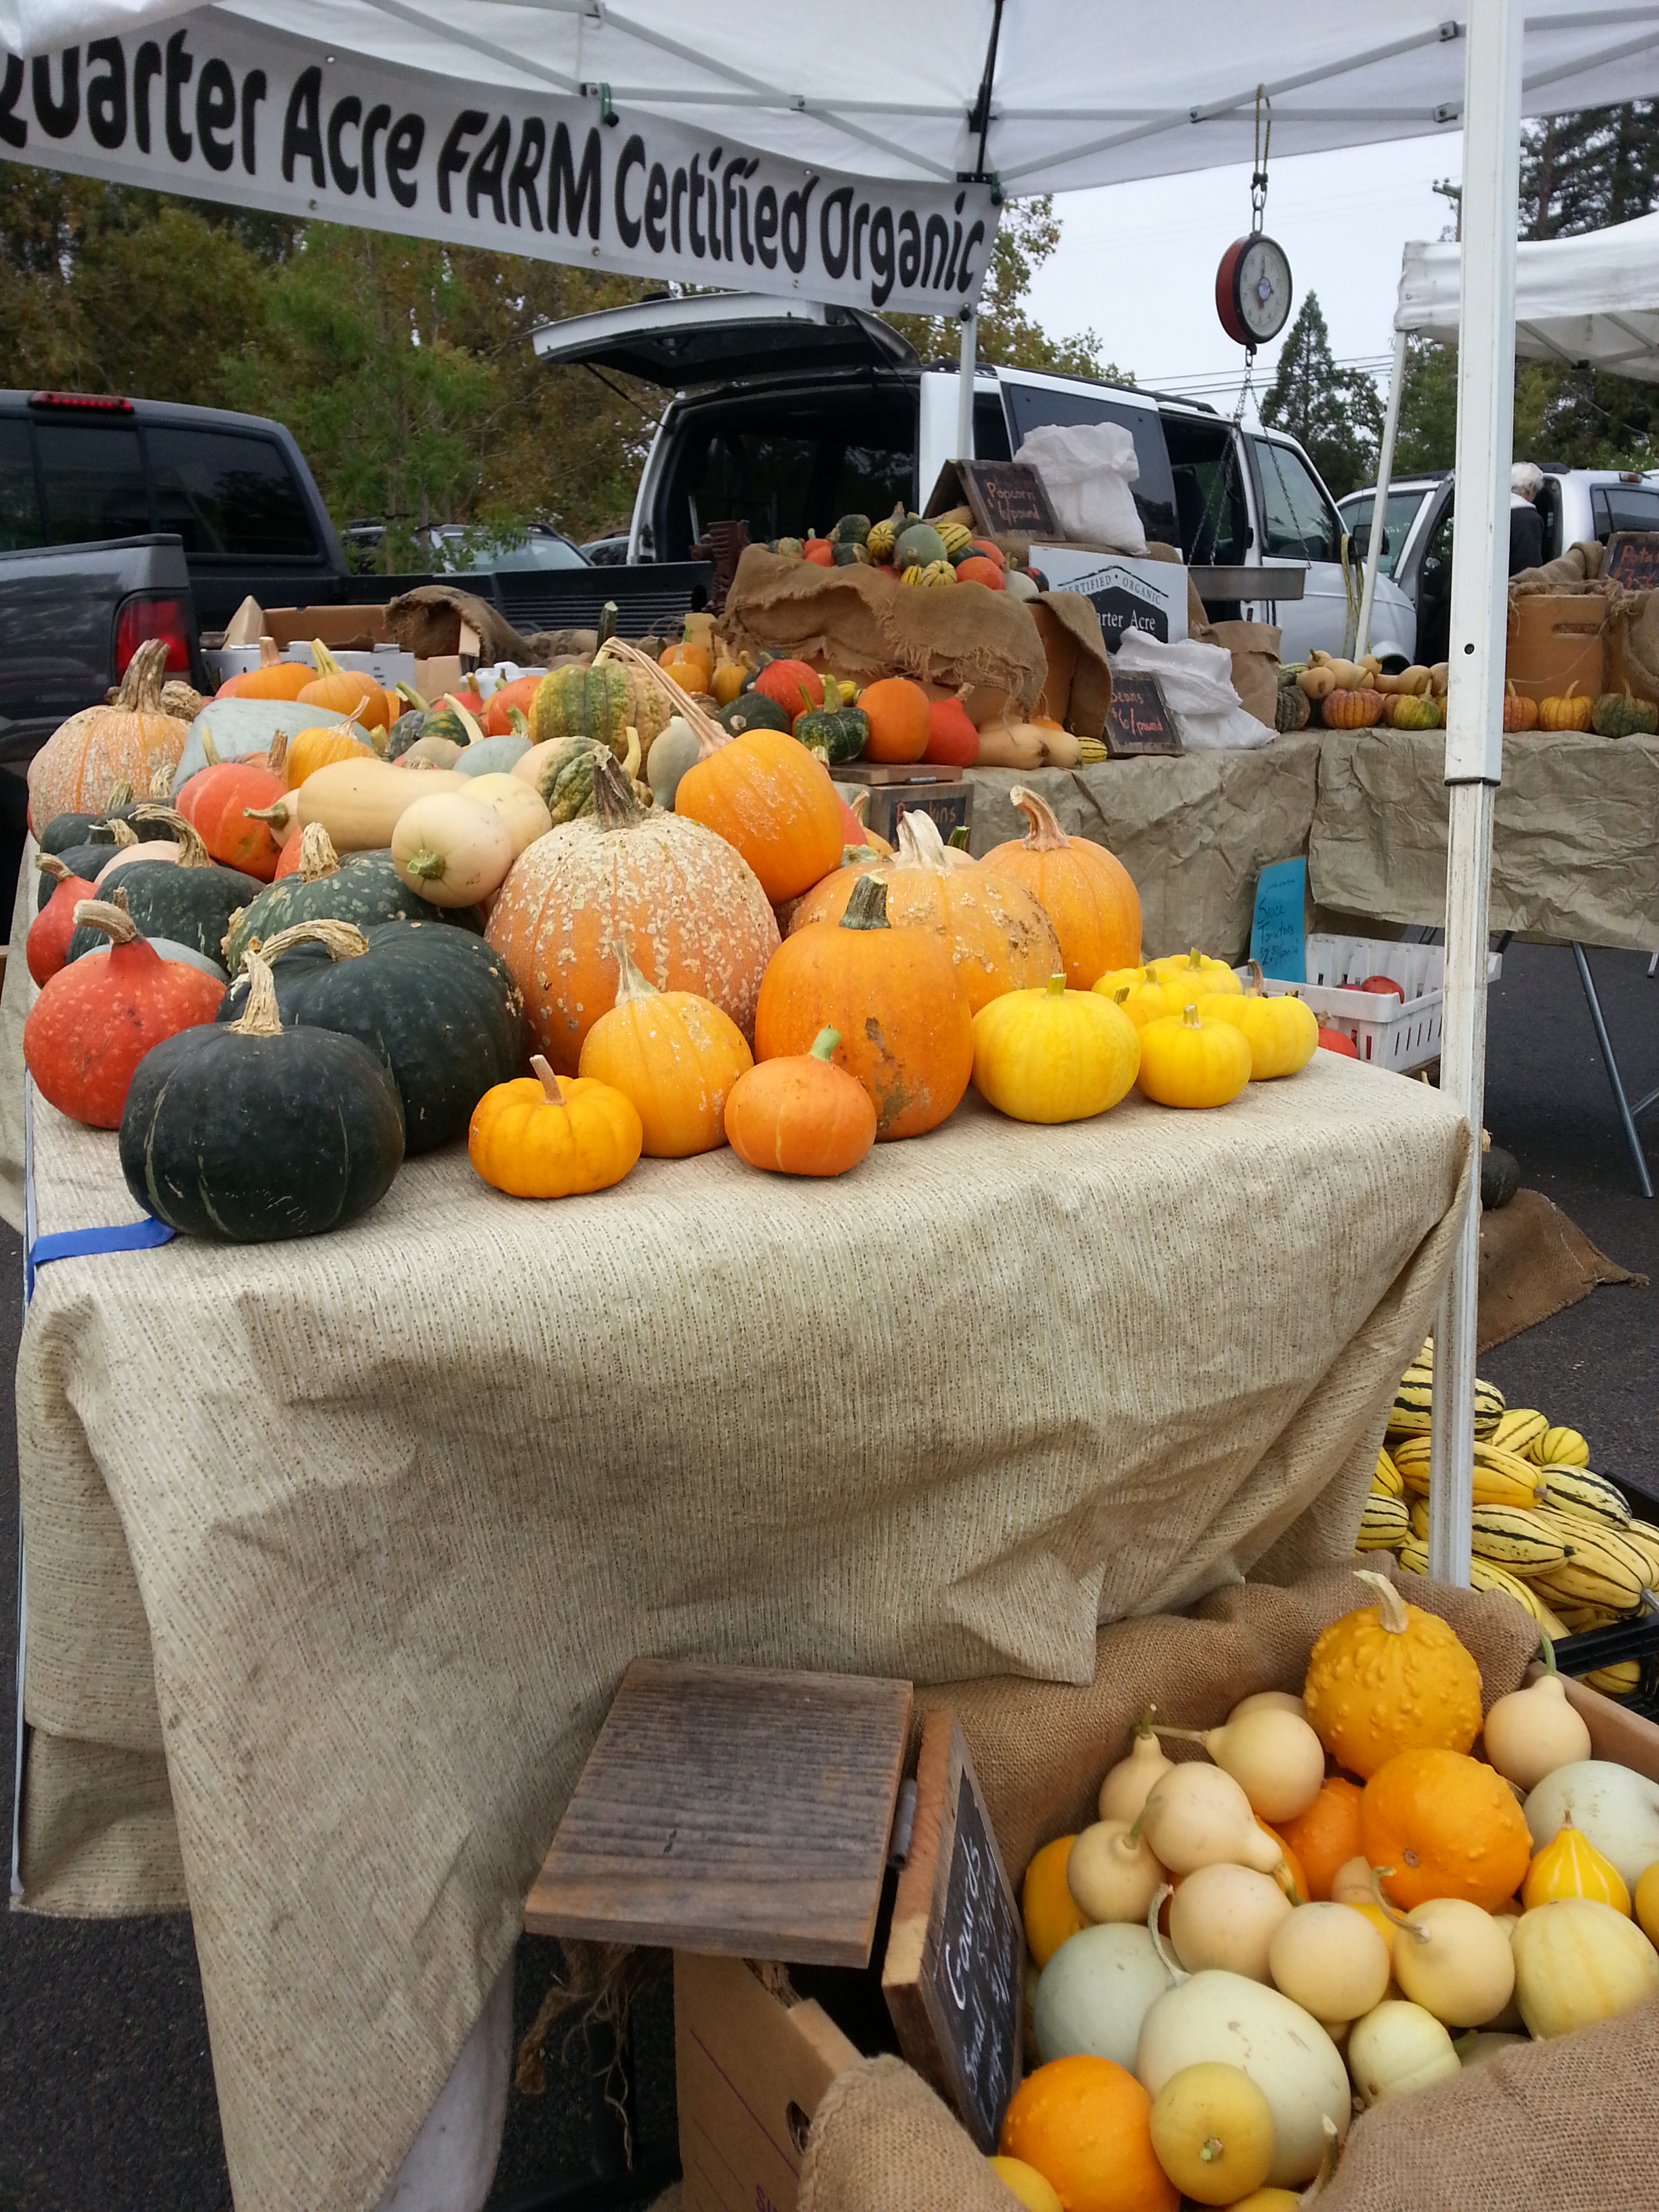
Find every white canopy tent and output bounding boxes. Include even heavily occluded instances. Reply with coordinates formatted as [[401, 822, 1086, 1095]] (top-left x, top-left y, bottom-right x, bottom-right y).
[[4, 0, 1659, 1580]]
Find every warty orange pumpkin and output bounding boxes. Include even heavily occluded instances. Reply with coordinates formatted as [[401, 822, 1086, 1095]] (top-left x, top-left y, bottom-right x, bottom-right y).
[[27, 640, 190, 829], [674, 721, 844, 902], [979, 786, 1141, 988]]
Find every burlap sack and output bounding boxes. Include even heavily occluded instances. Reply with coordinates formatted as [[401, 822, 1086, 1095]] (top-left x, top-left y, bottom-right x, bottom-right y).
[[1031, 594, 1113, 737], [1206, 619, 1283, 731], [720, 546, 1047, 715], [384, 586, 531, 664], [1509, 540, 1605, 594], [1607, 588, 1659, 705]]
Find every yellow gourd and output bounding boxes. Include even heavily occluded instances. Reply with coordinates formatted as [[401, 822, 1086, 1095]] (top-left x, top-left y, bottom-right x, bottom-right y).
[[1136, 1004, 1252, 1109], [1370, 1883, 1517, 2027], [1522, 1811, 1631, 1914], [1147, 2064, 1275, 2207], [1511, 1898, 1659, 2037], [1267, 1902, 1391, 2025], [986, 2156, 1063, 2212], [1302, 1570, 1483, 1778], [1066, 1818, 1166, 1924], [970, 972, 1141, 1124], [1155, 1707, 1326, 1824], [1098, 1711, 1175, 1823], [1635, 1862, 1659, 1945]]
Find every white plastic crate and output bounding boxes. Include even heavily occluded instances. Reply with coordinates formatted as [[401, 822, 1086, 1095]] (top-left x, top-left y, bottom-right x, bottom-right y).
[[1242, 934, 1504, 1074]]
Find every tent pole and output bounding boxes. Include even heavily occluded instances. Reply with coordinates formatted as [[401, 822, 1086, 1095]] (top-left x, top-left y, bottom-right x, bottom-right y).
[[1357, 326, 1408, 657], [1428, 0, 1523, 1588], [957, 308, 978, 460]]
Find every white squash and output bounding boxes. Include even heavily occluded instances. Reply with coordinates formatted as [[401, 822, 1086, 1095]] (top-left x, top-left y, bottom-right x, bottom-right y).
[[1267, 1902, 1391, 2024], [1228, 1691, 1307, 1723], [1168, 1864, 1291, 1983], [1066, 1819, 1165, 1924], [1511, 1897, 1659, 2038], [296, 756, 468, 851], [1031, 1923, 1175, 2069], [390, 792, 516, 907], [1097, 1714, 1174, 1823], [1346, 2000, 1461, 2106], [461, 771, 553, 855], [1382, 1898, 1516, 2028], [1482, 1647, 1592, 1793], [1134, 1763, 1287, 1881], [1525, 1761, 1659, 1888]]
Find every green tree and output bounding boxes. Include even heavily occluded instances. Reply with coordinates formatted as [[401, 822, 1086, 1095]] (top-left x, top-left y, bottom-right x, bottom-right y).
[[1519, 102, 1658, 237], [888, 197, 1129, 381], [1259, 291, 1382, 496]]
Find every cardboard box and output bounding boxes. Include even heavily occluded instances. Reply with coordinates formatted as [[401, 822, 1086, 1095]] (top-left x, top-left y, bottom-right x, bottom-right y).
[[1027, 546, 1188, 653], [1504, 592, 1606, 702]]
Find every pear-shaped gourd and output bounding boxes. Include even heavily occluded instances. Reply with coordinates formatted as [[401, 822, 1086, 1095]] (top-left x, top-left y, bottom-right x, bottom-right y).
[[1267, 1902, 1391, 2026], [1229, 1691, 1308, 1723], [1370, 1875, 1516, 2028], [1098, 1708, 1175, 1822], [1132, 1763, 1294, 1888], [1482, 1637, 1593, 1793], [1158, 1708, 1326, 1824], [1066, 1818, 1166, 1923], [1522, 1811, 1631, 1914]]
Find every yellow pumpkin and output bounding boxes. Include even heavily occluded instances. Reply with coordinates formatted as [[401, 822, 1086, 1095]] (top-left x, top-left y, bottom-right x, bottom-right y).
[[468, 1057, 642, 1198], [1151, 948, 1240, 1000], [284, 722, 378, 789], [1136, 1004, 1252, 1109], [970, 972, 1141, 1124], [1302, 1570, 1483, 1780], [1536, 684, 1593, 733], [1197, 967, 1318, 1080], [1099, 975, 1173, 1032], [578, 945, 754, 1157], [1523, 1813, 1632, 1915]]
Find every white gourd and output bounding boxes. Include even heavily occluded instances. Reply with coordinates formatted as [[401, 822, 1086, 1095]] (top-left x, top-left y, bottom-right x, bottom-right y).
[[1524, 1762, 1659, 1889], [1032, 1923, 1175, 2070], [1482, 1643, 1592, 1793], [1134, 1763, 1287, 1881], [1347, 2000, 1462, 2106], [1097, 1713, 1175, 1822], [1066, 1819, 1165, 1924], [1168, 1864, 1291, 1982], [1267, 1903, 1391, 2024]]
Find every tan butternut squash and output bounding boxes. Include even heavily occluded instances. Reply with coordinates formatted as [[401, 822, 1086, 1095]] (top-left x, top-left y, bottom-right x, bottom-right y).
[[294, 758, 468, 851]]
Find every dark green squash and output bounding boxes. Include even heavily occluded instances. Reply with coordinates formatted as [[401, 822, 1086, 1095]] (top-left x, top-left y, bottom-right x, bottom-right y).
[[62, 809, 262, 961], [37, 786, 137, 857], [387, 697, 482, 757], [1481, 1143, 1521, 1211], [717, 692, 792, 737], [120, 950, 405, 1242], [217, 917, 527, 1153], [794, 704, 869, 764], [221, 823, 470, 974]]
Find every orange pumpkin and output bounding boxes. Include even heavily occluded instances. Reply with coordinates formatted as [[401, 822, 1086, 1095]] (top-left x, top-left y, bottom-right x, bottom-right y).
[[1537, 684, 1593, 732], [859, 676, 932, 763], [980, 786, 1141, 989], [27, 640, 190, 827], [483, 675, 543, 736], [1502, 682, 1540, 734], [786, 808, 1060, 1014], [1320, 688, 1386, 730], [956, 555, 1006, 591], [577, 945, 753, 1157], [487, 752, 778, 1075], [216, 660, 314, 702], [298, 642, 393, 731], [175, 758, 287, 879], [1279, 1778, 1366, 1902], [724, 1025, 877, 1176], [1360, 1749, 1533, 1912], [1000, 2057, 1176, 2212], [674, 725, 844, 903], [750, 659, 823, 713], [755, 875, 973, 1140]]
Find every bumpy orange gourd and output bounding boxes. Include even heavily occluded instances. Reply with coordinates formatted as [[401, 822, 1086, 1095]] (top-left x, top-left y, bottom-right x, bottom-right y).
[[1361, 1749, 1533, 1911], [674, 723, 844, 902], [469, 1055, 642, 1197], [724, 1026, 877, 1177], [979, 787, 1141, 988], [577, 945, 753, 1157], [756, 875, 973, 1140], [27, 640, 190, 827], [787, 810, 1061, 1013], [858, 675, 931, 763], [1000, 2057, 1177, 2212], [487, 754, 778, 1074], [1302, 1570, 1483, 1778], [1522, 1813, 1632, 1914]]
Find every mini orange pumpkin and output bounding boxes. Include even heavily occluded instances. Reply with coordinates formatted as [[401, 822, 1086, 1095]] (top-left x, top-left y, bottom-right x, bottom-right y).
[[1502, 681, 1540, 733], [979, 787, 1141, 989], [1361, 1748, 1533, 1911], [724, 1025, 876, 1176], [577, 945, 753, 1157], [858, 676, 932, 763], [468, 1054, 642, 1197], [298, 642, 394, 731], [1320, 687, 1386, 730], [1303, 1570, 1483, 1779]]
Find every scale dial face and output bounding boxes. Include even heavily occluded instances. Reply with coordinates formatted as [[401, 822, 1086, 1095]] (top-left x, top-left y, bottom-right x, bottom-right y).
[[1215, 233, 1294, 347]]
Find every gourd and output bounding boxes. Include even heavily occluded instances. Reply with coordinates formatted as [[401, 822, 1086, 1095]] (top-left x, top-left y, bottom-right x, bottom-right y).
[[176, 756, 287, 878], [119, 951, 405, 1240], [1361, 1749, 1533, 1912], [1457, 2029, 1527, 2069], [392, 792, 518, 908], [646, 716, 702, 808], [1369, 1883, 1516, 2026], [1147, 2064, 1274, 2208], [1590, 687, 1658, 739], [971, 973, 1141, 1124], [24, 898, 226, 1126], [1197, 966, 1318, 1081], [754, 875, 974, 1141], [578, 945, 754, 1158], [1066, 1819, 1165, 1924], [723, 1027, 876, 1178], [1523, 1811, 1631, 1913], [857, 676, 930, 764], [1510, 1898, 1659, 2037], [533, 655, 667, 752], [1267, 1902, 1391, 2024], [223, 824, 458, 974], [1031, 1925, 1174, 2071], [387, 695, 485, 758], [1275, 682, 1311, 733], [1502, 682, 1540, 733], [718, 691, 793, 737], [1231, 1691, 1307, 1719], [482, 674, 543, 735], [461, 772, 553, 856], [979, 787, 1141, 989], [1320, 688, 1385, 729], [1345, 2000, 1461, 2106], [36, 791, 142, 859], [298, 642, 392, 729], [1482, 1638, 1593, 1791], [893, 523, 948, 570], [1635, 1862, 1659, 1945], [1277, 1777, 1364, 1902], [1536, 684, 1593, 733], [1154, 1707, 1325, 1824], [487, 754, 778, 1074], [1167, 1865, 1292, 1982], [1098, 1714, 1174, 1824], [26, 859, 96, 985], [1523, 1760, 1659, 1889], [219, 918, 527, 1153], [283, 721, 379, 788], [1136, 1006, 1252, 1109], [468, 1054, 642, 1199], [518, 729, 643, 826], [28, 640, 190, 826], [999, 2055, 1177, 2212], [1302, 1570, 1484, 1778], [1023, 1837, 1089, 1968], [787, 811, 1061, 1015], [91, 812, 194, 886], [293, 756, 470, 851], [987, 2159, 1063, 2212], [1131, 1764, 1292, 1886], [675, 720, 844, 903], [454, 731, 533, 779], [1385, 692, 1443, 730], [169, 700, 348, 796]]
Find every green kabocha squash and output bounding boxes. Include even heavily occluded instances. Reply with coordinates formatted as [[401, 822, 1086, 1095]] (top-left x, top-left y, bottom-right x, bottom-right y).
[[718, 692, 792, 737], [1590, 689, 1659, 739], [221, 823, 470, 974], [63, 808, 260, 962], [37, 819, 142, 909], [1481, 1143, 1521, 1210], [120, 949, 404, 1242], [529, 663, 633, 750], [794, 703, 869, 764], [218, 916, 528, 1153], [831, 513, 872, 546]]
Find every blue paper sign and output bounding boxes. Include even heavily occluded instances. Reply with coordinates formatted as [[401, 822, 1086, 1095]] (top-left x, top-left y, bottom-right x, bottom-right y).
[[1250, 859, 1307, 982]]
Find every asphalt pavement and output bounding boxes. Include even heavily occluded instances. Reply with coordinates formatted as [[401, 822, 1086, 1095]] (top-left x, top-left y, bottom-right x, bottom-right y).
[[1, 937, 1654, 2211]]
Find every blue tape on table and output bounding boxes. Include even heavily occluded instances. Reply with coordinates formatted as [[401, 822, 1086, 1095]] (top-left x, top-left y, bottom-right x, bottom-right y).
[[26, 1215, 175, 1301]]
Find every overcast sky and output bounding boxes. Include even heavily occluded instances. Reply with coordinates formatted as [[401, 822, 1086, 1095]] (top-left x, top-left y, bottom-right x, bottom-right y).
[[1027, 135, 1465, 414]]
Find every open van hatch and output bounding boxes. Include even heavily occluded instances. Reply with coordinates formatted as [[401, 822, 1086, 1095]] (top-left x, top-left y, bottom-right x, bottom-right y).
[[530, 293, 918, 386]]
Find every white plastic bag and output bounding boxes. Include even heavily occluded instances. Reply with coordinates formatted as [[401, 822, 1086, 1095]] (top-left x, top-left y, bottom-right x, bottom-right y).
[[1113, 632, 1273, 752], [1018, 422, 1148, 556]]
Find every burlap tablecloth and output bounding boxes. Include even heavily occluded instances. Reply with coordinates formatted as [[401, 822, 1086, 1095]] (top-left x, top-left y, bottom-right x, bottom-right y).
[[1311, 728, 1659, 952], [964, 734, 1322, 965]]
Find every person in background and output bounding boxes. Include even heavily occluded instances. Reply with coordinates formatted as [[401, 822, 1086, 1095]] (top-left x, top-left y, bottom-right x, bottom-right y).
[[1509, 462, 1545, 575]]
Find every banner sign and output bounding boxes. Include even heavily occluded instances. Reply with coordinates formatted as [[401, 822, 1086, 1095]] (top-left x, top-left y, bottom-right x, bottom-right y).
[[0, 12, 998, 315]]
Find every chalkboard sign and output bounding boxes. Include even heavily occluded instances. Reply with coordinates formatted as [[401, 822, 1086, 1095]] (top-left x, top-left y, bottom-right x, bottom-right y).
[[882, 1712, 1021, 2150], [1604, 532, 1659, 594], [1104, 669, 1182, 757], [926, 458, 1059, 544]]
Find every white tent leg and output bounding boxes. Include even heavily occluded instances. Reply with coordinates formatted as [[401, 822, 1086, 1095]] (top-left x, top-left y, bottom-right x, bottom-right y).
[[957, 308, 978, 461], [1357, 327, 1409, 659], [1428, 0, 1523, 1587]]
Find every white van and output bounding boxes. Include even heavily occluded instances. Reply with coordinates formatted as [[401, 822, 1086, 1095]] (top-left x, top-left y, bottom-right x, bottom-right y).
[[533, 294, 1418, 668]]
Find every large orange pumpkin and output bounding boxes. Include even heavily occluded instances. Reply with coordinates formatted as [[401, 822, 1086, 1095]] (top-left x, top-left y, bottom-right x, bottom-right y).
[[1000, 2056, 1176, 2212], [27, 640, 190, 828], [786, 810, 1060, 1013], [487, 752, 779, 1074], [1360, 1749, 1533, 1912], [980, 786, 1141, 989], [674, 724, 844, 902], [755, 875, 973, 1139]]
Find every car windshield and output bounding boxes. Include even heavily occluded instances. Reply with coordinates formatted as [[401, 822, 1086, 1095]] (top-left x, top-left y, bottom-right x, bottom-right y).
[[429, 527, 588, 572], [1338, 489, 1428, 577], [1252, 440, 1342, 562]]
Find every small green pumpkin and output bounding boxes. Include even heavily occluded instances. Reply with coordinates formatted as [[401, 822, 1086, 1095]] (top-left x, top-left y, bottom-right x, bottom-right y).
[[1275, 683, 1311, 734], [1590, 689, 1659, 739], [120, 949, 405, 1242], [894, 521, 948, 570], [794, 704, 869, 764], [718, 692, 792, 737], [221, 823, 470, 974], [831, 513, 872, 546], [37, 785, 138, 857], [529, 663, 632, 750], [387, 697, 484, 758], [831, 541, 872, 566], [1481, 1143, 1521, 1210], [64, 809, 261, 961]]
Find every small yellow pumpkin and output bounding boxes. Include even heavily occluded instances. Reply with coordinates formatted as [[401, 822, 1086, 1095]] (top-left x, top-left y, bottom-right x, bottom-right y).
[[1101, 975, 1174, 1032], [1302, 1570, 1483, 1780], [283, 720, 379, 788], [1536, 683, 1593, 733], [468, 1056, 642, 1198], [1150, 947, 1241, 999], [1136, 1004, 1252, 1109], [971, 972, 1141, 1124], [1523, 1812, 1632, 1914], [1197, 964, 1318, 1080]]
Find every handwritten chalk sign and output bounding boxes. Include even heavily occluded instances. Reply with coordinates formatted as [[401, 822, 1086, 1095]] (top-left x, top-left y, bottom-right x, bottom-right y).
[[882, 1712, 1021, 2150], [927, 459, 1059, 544], [1603, 533, 1659, 594], [1104, 670, 1182, 757], [1250, 858, 1308, 983]]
